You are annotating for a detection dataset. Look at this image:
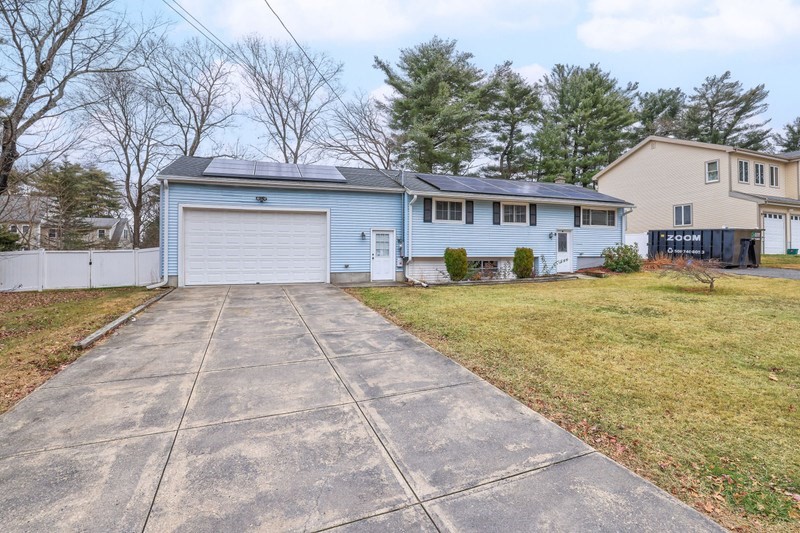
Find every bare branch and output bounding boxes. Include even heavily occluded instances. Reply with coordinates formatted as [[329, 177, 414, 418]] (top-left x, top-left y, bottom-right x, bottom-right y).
[[320, 93, 396, 169]]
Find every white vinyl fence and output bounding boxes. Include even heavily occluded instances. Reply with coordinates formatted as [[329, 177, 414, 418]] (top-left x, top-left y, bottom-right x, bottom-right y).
[[0, 248, 160, 292], [625, 232, 649, 258]]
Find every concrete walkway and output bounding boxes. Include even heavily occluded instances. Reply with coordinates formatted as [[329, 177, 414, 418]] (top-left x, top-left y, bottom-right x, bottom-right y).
[[0, 285, 723, 532], [727, 266, 800, 280]]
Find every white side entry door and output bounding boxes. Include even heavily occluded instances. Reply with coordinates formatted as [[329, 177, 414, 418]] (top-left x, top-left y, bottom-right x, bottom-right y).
[[556, 231, 573, 273], [371, 230, 395, 281]]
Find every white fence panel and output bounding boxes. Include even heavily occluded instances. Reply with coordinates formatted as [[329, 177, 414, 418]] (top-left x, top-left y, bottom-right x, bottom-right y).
[[136, 249, 160, 286], [0, 250, 42, 291], [625, 233, 649, 258], [45, 251, 91, 289], [0, 248, 160, 291], [91, 250, 136, 288]]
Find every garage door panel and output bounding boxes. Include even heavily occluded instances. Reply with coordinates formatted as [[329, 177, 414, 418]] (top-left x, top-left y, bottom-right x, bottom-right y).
[[183, 209, 327, 286], [763, 213, 785, 255]]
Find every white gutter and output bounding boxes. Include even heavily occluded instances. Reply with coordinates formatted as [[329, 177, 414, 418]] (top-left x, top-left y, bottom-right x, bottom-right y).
[[147, 179, 170, 289], [404, 189, 633, 209]]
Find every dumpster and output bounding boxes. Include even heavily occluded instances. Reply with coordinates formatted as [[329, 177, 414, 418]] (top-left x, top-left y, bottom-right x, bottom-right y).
[[648, 229, 762, 268]]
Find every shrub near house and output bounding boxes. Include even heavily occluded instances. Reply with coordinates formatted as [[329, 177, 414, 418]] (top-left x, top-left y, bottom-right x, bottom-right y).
[[444, 247, 469, 281], [513, 247, 534, 278]]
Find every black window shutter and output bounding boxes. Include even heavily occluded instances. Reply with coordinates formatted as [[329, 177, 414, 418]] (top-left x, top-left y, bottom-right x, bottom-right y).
[[423, 198, 432, 223], [529, 204, 537, 226], [465, 201, 474, 224], [493, 202, 501, 225], [574, 206, 582, 227]]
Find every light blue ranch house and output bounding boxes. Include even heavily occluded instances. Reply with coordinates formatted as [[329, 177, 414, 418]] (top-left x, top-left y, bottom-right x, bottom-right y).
[[157, 156, 633, 286]]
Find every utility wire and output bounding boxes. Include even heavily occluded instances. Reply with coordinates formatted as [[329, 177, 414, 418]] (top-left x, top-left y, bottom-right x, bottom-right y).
[[259, 0, 348, 108], [159, 0, 248, 66]]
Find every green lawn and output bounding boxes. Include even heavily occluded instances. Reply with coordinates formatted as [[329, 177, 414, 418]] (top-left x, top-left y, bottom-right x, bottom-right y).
[[350, 274, 800, 531], [762, 254, 800, 270], [0, 287, 157, 413]]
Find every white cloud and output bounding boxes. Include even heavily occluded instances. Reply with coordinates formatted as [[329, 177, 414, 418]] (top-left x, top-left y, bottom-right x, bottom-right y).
[[369, 83, 396, 104], [181, 0, 573, 43], [577, 0, 800, 52], [515, 63, 549, 84]]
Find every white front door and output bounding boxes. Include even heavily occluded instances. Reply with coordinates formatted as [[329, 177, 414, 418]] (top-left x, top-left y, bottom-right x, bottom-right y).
[[371, 230, 395, 281], [556, 231, 573, 273], [763, 213, 786, 254], [791, 215, 800, 250]]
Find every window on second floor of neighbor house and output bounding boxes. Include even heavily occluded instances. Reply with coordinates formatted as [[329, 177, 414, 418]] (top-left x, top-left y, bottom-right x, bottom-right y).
[[770, 166, 779, 187], [122, 229, 129, 239], [705, 160, 719, 183], [674, 204, 692, 226], [738, 160, 749, 183], [8, 224, 18, 233], [48, 228, 58, 239], [502, 203, 527, 224], [98, 229, 106, 239], [434, 200, 463, 222], [754, 163, 765, 185], [581, 209, 616, 227]]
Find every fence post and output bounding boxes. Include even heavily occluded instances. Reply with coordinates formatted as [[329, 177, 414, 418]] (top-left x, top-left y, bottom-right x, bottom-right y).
[[88, 249, 93, 289], [134, 248, 139, 286], [38, 248, 45, 291]]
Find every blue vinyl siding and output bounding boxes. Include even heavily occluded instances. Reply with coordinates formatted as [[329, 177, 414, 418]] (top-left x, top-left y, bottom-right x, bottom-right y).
[[165, 183, 403, 276], [411, 200, 623, 272]]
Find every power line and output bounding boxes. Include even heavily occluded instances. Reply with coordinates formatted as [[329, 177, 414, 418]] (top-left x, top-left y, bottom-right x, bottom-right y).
[[259, 0, 348, 108], [159, 0, 247, 66]]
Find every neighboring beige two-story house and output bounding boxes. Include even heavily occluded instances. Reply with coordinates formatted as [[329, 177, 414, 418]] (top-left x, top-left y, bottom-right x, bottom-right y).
[[595, 136, 800, 254]]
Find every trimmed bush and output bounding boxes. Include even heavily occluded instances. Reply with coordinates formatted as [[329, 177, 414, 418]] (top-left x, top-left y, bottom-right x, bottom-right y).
[[513, 247, 535, 278], [444, 247, 468, 281], [602, 244, 643, 273]]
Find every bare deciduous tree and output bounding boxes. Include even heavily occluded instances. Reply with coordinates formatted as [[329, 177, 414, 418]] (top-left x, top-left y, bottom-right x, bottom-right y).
[[0, 0, 154, 194], [321, 93, 395, 169], [237, 37, 343, 163], [148, 37, 239, 157], [81, 71, 168, 248]]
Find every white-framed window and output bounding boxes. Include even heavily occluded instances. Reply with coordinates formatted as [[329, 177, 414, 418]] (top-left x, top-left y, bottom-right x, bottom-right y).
[[581, 209, 616, 227], [674, 204, 692, 227], [21, 225, 29, 234], [98, 229, 107, 239], [501, 203, 528, 225], [434, 199, 464, 223], [754, 163, 765, 185], [738, 160, 749, 183], [48, 228, 58, 239], [769, 165, 779, 187], [122, 229, 129, 239], [705, 160, 719, 183], [8, 224, 18, 233]]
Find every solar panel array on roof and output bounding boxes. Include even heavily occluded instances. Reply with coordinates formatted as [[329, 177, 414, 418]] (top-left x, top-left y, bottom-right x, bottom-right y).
[[203, 158, 346, 182], [415, 174, 625, 203]]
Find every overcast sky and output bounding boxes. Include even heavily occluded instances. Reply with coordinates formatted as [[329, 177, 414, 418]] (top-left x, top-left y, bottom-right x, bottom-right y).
[[139, 0, 800, 131]]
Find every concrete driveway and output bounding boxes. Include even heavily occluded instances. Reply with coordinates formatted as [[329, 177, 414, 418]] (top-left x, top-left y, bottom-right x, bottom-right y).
[[727, 266, 800, 280], [0, 285, 722, 532]]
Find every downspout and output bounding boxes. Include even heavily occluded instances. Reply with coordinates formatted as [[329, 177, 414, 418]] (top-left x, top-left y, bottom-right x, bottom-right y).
[[147, 179, 169, 289], [405, 194, 419, 280]]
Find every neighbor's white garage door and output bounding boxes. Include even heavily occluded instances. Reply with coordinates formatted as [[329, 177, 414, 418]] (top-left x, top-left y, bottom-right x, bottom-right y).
[[762, 213, 786, 254], [791, 215, 800, 250], [183, 208, 327, 285]]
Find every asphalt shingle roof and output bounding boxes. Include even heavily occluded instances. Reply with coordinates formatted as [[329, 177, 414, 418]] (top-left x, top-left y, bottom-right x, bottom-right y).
[[159, 156, 630, 205]]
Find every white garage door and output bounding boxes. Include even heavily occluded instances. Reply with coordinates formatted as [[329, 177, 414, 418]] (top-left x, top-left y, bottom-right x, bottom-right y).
[[183, 209, 327, 285], [763, 213, 786, 254], [792, 215, 800, 250]]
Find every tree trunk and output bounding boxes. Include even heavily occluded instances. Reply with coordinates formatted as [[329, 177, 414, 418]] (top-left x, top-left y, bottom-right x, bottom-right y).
[[0, 119, 19, 194]]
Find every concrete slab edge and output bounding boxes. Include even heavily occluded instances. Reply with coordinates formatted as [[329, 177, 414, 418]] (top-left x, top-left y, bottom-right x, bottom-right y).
[[72, 288, 175, 350]]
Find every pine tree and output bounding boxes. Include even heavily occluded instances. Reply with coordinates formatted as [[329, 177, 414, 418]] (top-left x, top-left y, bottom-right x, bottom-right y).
[[374, 37, 487, 174], [482, 64, 541, 179], [634, 88, 685, 140], [32, 162, 121, 249], [680, 71, 771, 150], [534, 64, 637, 185], [775, 117, 800, 153]]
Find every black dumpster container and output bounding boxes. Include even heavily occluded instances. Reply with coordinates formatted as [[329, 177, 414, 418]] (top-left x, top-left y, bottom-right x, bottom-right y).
[[648, 229, 762, 268]]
